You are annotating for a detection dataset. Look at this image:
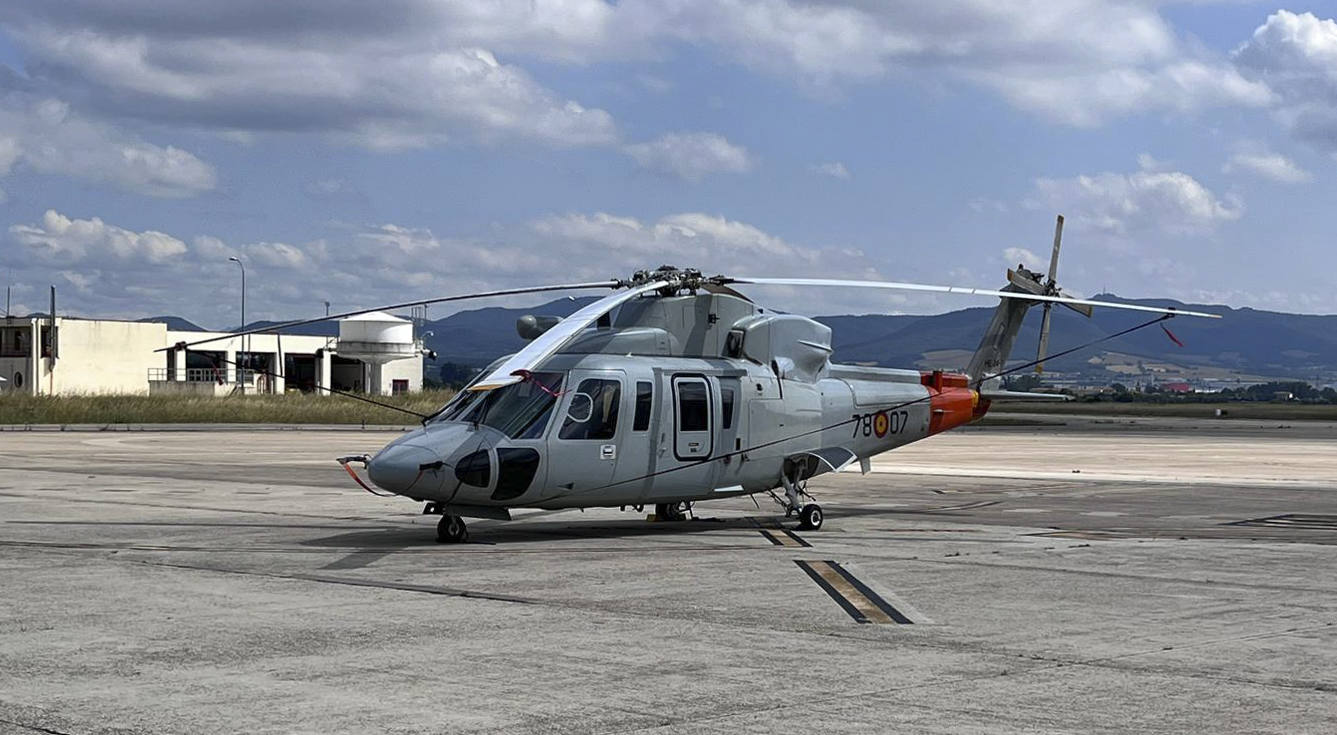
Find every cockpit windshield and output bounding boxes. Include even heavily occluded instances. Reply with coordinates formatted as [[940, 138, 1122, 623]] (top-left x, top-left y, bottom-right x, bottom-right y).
[[431, 372, 565, 440]]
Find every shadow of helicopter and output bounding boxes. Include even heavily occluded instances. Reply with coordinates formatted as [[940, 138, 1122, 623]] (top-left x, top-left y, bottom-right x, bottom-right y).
[[300, 501, 1001, 562]]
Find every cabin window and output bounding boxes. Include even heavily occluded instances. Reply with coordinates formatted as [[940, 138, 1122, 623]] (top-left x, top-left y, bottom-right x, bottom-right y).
[[492, 448, 541, 501], [721, 385, 736, 430], [724, 329, 744, 358], [677, 380, 709, 432], [560, 378, 621, 440], [633, 380, 653, 431], [454, 449, 491, 488]]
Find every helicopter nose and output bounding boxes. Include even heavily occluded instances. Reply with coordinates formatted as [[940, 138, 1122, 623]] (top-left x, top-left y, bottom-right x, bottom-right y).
[[367, 443, 442, 494]]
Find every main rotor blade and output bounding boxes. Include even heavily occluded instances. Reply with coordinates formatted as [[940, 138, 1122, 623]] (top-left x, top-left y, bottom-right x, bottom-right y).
[[156, 281, 620, 352], [722, 277, 1222, 319], [467, 280, 671, 392]]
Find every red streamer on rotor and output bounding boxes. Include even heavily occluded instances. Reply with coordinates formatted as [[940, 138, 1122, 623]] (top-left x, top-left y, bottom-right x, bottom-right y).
[[516, 369, 567, 398], [1161, 324, 1185, 347]]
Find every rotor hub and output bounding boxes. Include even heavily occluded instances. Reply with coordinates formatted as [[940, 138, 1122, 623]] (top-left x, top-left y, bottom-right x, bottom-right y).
[[622, 265, 727, 296]]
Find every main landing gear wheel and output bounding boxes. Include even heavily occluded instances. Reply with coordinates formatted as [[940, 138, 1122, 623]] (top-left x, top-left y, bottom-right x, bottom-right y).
[[654, 502, 688, 522], [798, 504, 823, 531], [436, 514, 468, 544]]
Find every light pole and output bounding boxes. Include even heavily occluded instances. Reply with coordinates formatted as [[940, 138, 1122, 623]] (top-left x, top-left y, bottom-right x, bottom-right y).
[[228, 256, 246, 394]]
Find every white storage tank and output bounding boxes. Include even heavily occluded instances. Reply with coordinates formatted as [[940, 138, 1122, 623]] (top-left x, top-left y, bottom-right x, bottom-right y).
[[336, 311, 417, 364]]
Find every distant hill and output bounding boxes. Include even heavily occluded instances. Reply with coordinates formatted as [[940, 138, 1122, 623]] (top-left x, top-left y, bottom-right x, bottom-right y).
[[241, 319, 340, 337], [142, 294, 1337, 383], [418, 294, 1337, 382], [819, 296, 1337, 379], [419, 297, 596, 367], [137, 315, 205, 331]]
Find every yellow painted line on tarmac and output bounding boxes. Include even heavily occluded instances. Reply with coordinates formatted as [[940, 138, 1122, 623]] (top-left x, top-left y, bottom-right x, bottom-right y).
[[794, 560, 913, 624]]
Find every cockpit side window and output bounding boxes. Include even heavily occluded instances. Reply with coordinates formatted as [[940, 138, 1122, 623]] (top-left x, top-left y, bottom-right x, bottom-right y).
[[559, 378, 621, 440], [428, 358, 502, 422], [432, 371, 564, 440], [633, 380, 653, 431], [721, 385, 736, 430]]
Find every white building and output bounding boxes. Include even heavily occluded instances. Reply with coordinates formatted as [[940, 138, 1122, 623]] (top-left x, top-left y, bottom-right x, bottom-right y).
[[0, 313, 424, 396]]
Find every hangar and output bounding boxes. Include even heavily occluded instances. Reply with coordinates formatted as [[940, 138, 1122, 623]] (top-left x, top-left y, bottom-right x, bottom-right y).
[[0, 312, 425, 397]]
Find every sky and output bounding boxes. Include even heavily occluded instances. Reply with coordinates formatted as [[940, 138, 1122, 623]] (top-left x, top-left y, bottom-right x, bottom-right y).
[[0, 1, 1334, 328]]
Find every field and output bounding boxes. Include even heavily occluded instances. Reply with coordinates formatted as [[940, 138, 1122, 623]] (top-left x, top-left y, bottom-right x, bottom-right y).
[[990, 400, 1337, 421], [0, 390, 456, 426]]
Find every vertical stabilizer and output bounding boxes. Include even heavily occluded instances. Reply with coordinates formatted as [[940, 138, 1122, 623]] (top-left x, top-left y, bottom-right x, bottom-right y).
[[966, 278, 1039, 390], [966, 215, 1090, 388]]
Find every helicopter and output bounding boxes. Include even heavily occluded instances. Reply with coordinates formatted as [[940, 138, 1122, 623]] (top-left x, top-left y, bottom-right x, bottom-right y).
[[170, 216, 1219, 543]]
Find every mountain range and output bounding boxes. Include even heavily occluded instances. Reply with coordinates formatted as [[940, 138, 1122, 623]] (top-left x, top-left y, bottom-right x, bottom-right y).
[[148, 295, 1337, 384], [411, 295, 1337, 383]]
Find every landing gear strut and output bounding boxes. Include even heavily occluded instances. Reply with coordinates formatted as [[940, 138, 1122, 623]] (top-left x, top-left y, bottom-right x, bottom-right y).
[[775, 468, 823, 531], [436, 514, 468, 543]]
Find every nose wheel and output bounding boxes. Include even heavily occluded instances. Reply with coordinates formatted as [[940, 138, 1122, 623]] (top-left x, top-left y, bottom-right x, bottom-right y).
[[798, 503, 823, 531], [436, 514, 469, 544]]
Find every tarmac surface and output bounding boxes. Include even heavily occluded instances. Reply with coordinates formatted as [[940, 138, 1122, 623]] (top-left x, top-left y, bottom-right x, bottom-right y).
[[2, 414, 1335, 734]]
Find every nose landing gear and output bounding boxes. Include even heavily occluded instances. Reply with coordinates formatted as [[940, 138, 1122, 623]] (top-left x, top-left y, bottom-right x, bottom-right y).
[[436, 514, 469, 544]]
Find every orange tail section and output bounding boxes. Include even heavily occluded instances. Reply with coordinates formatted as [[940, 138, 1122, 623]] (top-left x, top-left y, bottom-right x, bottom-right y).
[[921, 370, 985, 435]]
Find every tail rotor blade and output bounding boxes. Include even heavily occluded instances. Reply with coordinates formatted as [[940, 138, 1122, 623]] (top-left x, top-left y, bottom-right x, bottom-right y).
[[1047, 214, 1064, 285], [1036, 303, 1053, 374]]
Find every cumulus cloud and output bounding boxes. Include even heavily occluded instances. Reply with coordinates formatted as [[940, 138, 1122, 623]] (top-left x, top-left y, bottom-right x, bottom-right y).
[[1233, 10, 1337, 151], [2, 5, 617, 150], [623, 1, 1270, 124], [1028, 162, 1242, 235], [0, 0, 1279, 143], [0, 87, 216, 197], [972, 60, 1269, 127], [623, 132, 751, 180], [244, 241, 310, 269], [530, 212, 833, 276], [11, 210, 189, 263], [1223, 151, 1312, 184], [1003, 247, 1045, 271], [6, 207, 898, 323]]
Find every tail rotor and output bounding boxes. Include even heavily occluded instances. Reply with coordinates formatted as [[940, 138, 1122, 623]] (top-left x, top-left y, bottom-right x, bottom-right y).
[[1004, 214, 1092, 374], [1036, 215, 1062, 373]]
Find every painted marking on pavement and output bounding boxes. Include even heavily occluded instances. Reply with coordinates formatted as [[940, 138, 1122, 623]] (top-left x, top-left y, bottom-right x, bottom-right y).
[[794, 560, 912, 624], [760, 528, 811, 548], [1228, 514, 1337, 531]]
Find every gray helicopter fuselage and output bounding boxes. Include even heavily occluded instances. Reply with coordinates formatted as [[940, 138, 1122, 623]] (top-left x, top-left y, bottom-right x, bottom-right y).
[[366, 292, 982, 513]]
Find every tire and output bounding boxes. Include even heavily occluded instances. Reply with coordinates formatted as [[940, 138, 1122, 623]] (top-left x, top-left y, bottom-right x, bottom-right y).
[[436, 514, 468, 543], [655, 502, 685, 522], [798, 504, 823, 531]]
